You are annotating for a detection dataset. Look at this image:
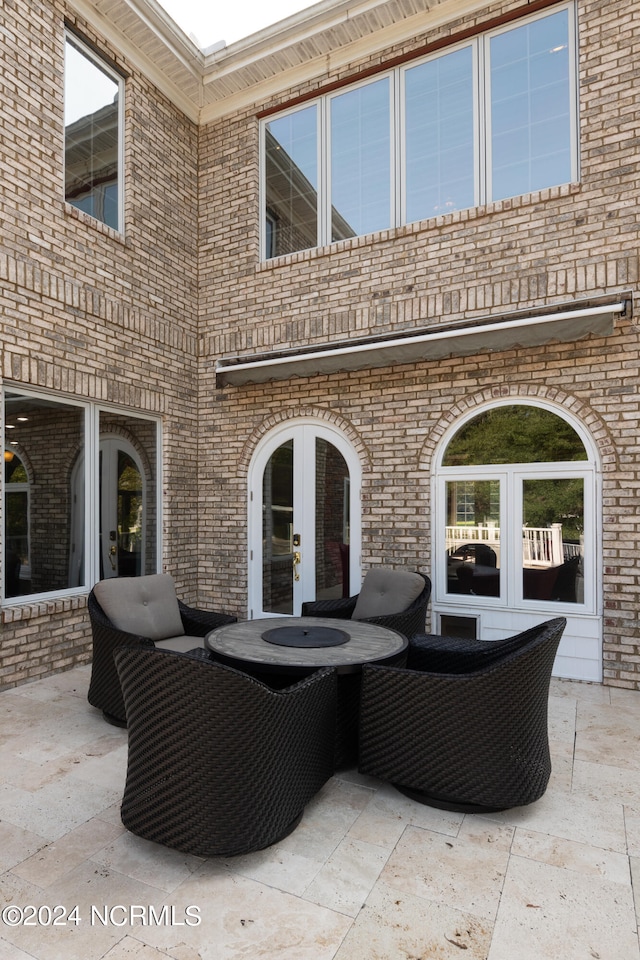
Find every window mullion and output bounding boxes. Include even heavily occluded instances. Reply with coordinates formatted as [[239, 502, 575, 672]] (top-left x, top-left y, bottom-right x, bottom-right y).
[[476, 36, 488, 207], [392, 69, 401, 228], [85, 404, 100, 587], [320, 97, 329, 247]]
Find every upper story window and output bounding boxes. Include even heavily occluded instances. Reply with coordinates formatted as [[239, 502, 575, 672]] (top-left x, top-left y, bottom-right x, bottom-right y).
[[64, 34, 124, 231], [261, 3, 576, 259]]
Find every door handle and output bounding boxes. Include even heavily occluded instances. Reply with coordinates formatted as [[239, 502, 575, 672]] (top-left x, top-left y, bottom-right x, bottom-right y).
[[109, 544, 117, 570], [293, 551, 301, 581]]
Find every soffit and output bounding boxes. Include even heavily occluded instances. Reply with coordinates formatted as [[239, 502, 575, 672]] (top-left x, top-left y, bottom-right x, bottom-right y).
[[68, 0, 493, 123]]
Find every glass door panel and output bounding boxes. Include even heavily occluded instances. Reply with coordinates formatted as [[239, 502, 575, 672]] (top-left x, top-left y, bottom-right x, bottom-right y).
[[315, 438, 350, 600], [250, 424, 360, 619], [522, 477, 584, 603], [99, 412, 157, 579], [445, 479, 501, 597], [262, 440, 294, 614]]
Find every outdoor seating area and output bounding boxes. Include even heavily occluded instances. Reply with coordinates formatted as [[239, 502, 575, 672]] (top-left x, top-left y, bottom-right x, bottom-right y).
[[87, 574, 237, 726], [0, 663, 638, 959]]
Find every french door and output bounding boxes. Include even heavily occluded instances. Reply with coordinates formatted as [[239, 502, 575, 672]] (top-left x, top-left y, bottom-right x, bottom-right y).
[[433, 401, 601, 681], [99, 437, 145, 579], [248, 423, 361, 619]]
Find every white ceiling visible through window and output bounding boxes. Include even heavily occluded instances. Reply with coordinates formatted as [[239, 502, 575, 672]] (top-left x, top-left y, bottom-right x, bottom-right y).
[[157, 0, 318, 48]]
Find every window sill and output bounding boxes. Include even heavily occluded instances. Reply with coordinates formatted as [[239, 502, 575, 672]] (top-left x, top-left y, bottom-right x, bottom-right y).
[[64, 203, 126, 244], [257, 181, 582, 272], [2, 593, 88, 624]]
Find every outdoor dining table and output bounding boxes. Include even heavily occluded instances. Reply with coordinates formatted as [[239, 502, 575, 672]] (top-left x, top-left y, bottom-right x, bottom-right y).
[[205, 616, 408, 768]]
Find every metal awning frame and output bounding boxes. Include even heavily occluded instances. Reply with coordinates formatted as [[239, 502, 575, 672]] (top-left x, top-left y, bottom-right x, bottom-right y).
[[215, 298, 630, 387]]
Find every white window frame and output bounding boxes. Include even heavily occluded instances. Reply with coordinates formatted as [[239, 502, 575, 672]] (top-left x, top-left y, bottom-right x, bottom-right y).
[[64, 31, 125, 233], [433, 398, 598, 617], [260, 2, 577, 259], [2, 387, 161, 604]]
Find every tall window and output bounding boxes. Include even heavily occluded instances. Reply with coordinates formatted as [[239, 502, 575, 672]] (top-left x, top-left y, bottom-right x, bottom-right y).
[[64, 34, 123, 231], [261, 4, 576, 258], [2, 389, 159, 602], [438, 404, 593, 609]]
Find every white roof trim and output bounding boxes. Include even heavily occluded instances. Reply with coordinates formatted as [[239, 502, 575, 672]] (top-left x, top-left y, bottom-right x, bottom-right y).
[[215, 301, 627, 387]]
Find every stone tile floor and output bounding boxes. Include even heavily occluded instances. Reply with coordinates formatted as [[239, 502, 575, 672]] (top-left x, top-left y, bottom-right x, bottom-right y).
[[0, 665, 639, 959]]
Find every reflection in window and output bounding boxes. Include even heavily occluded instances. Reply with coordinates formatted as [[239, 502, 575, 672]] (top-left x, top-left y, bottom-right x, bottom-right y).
[[4, 392, 85, 596], [315, 439, 350, 600], [65, 35, 122, 230], [264, 107, 318, 257], [441, 404, 589, 609], [489, 9, 572, 201], [443, 405, 587, 465], [522, 477, 583, 603], [330, 79, 391, 240], [405, 45, 475, 221], [261, 6, 575, 257], [262, 440, 294, 614], [3, 390, 159, 601], [4, 452, 29, 597], [446, 480, 500, 597]]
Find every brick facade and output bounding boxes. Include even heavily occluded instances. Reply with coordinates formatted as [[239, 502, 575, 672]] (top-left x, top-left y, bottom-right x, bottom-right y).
[[1, 0, 639, 689]]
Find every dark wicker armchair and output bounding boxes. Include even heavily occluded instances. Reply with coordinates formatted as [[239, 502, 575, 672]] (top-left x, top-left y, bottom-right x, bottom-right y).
[[358, 617, 566, 813], [114, 646, 337, 857], [302, 569, 431, 640], [87, 574, 236, 726]]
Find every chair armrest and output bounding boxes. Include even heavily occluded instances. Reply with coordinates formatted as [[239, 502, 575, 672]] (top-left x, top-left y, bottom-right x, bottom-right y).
[[178, 601, 237, 637], [301, 596, 358, 620], [407, 633, 503, 673]]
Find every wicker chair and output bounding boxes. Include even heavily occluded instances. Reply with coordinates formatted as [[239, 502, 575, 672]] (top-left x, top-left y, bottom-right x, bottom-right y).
[[114, 646, 337, 857], [358, 617, 566, 812], [87, 574, 236, 726], [302, 569, 431, 640]]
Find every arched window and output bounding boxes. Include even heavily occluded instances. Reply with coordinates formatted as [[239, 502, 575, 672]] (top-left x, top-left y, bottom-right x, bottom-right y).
[[434, 401, 600, 681]]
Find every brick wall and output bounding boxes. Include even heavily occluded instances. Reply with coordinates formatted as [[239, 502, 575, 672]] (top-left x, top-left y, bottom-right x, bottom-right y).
[[0, 0, 202, 687], [197, 0, 640, 687], [1, 0, 639, 691]]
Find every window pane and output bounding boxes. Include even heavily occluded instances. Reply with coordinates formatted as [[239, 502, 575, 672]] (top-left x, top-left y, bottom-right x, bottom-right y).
[[264, 106, 318, 257], [315, 439, 350, 600], [522, 478, 583, 603], [65, 38, 120, 230], [443, 406, 588, 466], [330, 78, 391, 240], [4, 392, 85, 596], [98, 412, 158, 579], [404, 46, 475, 221], [446, 480, 500, 597], [4, 456, 29, 598], [262, 441, 294, 614], [489, 9, 571, 200]]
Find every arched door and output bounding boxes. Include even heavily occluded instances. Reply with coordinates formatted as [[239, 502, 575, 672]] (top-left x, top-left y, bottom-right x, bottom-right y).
[[433, 401, 601, 681], [248, 422, 361, 619], [99, 437, 145, 579]]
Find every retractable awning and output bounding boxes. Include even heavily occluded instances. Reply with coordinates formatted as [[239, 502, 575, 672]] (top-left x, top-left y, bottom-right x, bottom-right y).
[[215, 299, 628, 387]]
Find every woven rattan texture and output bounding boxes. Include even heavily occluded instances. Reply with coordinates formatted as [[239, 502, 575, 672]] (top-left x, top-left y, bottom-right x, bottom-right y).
[[301, 572, 431, 639], [87, 588, 236, 724], [114, 647, 337, 857], [358, 618, 566, 811]]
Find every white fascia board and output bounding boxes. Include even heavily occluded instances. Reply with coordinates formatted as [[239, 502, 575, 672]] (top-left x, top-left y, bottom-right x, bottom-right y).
[[200, 0, 492, 122], [68, 0, 203, 121]]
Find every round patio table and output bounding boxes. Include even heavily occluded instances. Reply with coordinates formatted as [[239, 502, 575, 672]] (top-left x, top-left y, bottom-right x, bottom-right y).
[[205, 616, 408, 768]]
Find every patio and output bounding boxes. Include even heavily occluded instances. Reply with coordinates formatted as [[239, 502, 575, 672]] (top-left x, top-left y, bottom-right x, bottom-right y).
[[0, 665, 638, 960]]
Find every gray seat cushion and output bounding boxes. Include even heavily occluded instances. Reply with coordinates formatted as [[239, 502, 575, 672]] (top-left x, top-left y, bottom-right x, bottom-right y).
[[93, 574, 184, 641], [155, 636, 205, 652], [352, 568, 425, 620]]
